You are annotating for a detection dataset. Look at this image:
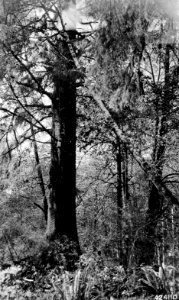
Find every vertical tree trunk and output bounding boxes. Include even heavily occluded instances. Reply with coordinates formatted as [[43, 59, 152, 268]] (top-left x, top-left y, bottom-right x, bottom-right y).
[[144, 44, 170, 265], [30, 123, 48, 221], [116, 138, 123, 262], [123, 144, 129, 202], [46, 35, 80, 253]]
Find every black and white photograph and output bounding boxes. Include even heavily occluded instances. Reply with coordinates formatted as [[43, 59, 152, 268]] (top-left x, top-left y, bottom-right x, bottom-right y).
[[0, 0, 178, 299]]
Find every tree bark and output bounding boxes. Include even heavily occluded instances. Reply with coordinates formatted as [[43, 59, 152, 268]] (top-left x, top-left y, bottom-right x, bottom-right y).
[[45, 35, 80, 253]]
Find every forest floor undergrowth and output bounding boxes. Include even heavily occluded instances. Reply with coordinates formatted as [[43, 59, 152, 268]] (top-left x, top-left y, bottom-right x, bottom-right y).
[[0, 260, 177, 299], [0, 242, 178, 299]]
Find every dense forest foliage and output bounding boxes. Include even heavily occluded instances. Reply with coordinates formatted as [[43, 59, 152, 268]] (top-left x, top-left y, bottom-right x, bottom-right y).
[[0, 0, 179, 299]]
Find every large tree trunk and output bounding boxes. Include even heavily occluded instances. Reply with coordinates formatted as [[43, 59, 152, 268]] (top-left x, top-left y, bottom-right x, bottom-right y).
[[45, 35, 80, 252]]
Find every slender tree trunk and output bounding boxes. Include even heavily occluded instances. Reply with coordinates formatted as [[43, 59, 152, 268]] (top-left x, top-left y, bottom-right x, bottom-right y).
[[116, 138, 123, 262], [45, 35, 80, 253], [123, 144, 129, 202], [30, 123, 48, 221], [144, 44, 170, 265]]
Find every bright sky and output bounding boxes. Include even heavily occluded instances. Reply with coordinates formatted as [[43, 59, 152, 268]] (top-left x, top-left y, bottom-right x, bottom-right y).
[[60, 0, 95, 31], [156, 0, 179, 19], [63, 0, 179, 32]]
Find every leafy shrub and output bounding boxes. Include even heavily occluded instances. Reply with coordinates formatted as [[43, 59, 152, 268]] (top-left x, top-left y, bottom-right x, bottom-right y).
[[68, 252, 126, 299], [139, 264, 178, 295], [139, 266, 165, 295]]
